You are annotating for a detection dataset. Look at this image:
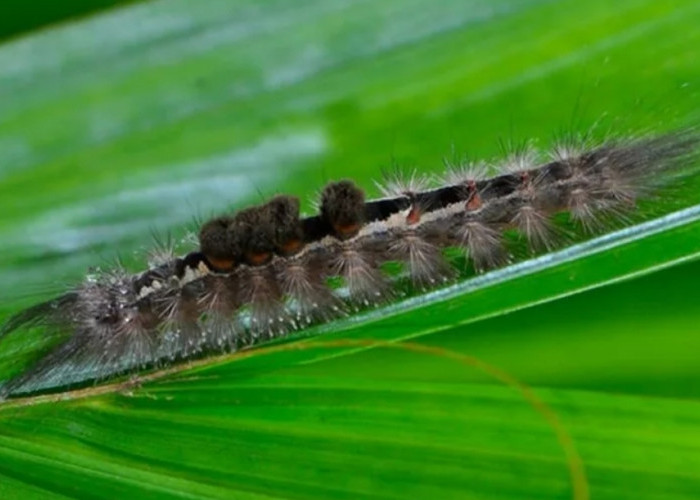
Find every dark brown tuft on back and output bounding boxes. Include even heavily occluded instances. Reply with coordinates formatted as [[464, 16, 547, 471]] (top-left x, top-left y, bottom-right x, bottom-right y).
[[228, 205, 276, 265], [199, 216, 237, 268], [320, 180, 366, 239], [266, 195, 304, 255]]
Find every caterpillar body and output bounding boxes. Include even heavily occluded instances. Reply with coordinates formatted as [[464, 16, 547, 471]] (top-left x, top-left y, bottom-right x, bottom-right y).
[[0, 129, 698, 399]]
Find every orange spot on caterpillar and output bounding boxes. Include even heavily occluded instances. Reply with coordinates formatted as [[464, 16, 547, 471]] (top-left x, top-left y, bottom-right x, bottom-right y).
[[465, 181, 482, 211], [406, 206, 421, 225], [466, 194, 482, 211], [520, 171, 531, 187], [279, 239, 303, 256], [333, 223, 361, 239], [246, 252, 272, 266], [205, 256, 236, 272]]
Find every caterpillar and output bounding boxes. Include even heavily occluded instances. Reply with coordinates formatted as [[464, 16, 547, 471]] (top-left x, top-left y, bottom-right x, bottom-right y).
[[0, 129, 698, 399]]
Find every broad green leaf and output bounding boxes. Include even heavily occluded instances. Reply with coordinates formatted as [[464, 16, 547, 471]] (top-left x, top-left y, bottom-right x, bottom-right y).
[[1, 0, 699, 499]]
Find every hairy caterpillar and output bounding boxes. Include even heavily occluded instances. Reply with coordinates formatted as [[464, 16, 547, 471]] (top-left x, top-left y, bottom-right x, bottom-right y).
[[0, 129, 698, 399]]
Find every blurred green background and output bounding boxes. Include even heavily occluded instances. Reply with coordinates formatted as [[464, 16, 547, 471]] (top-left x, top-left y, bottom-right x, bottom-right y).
[[0, 0, 142, 41], [0, 1, 699, 499]]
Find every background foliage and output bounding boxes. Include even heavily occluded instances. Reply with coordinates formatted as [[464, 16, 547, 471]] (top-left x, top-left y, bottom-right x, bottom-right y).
[[0, 0, 142, 41], [0, 1, 699, 498]]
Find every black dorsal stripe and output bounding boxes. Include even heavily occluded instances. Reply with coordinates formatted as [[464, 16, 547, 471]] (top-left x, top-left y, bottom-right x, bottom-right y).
[[142, 164, 548, 281], [364, 197, 411, 221], [192, 158, 582, 275]]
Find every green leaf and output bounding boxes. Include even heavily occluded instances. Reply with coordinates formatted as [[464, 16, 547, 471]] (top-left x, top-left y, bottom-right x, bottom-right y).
[[1, 0, 700, 499]]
